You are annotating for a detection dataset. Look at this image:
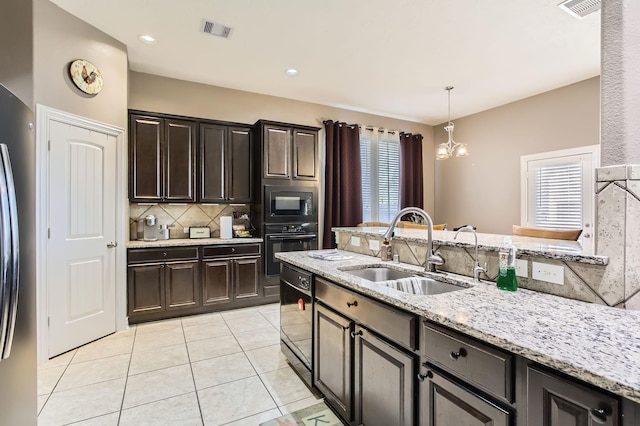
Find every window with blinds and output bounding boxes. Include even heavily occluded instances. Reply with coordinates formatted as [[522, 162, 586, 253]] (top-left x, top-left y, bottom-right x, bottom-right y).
[[533, 163, 583, 229], [360, 131, 400, 223], [520, 145, 599, 250]]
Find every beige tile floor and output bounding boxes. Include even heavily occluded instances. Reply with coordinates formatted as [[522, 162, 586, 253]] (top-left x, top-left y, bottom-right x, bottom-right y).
[[38, 304, 323, 426]]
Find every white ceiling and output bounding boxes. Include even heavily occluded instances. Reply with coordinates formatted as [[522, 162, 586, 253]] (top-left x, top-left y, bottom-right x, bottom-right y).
[[51, 0, 601, 125]]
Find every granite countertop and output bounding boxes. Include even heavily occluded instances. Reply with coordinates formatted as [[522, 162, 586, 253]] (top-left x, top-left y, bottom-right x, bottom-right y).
[[277, 249, 640, 403], [127, 237, 263, 248], [333, 226, 608, 266]]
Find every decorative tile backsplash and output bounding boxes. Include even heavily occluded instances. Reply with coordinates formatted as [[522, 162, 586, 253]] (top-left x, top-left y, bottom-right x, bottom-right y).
[[334, 230, 621, 309], [129, 204, 250, 239]]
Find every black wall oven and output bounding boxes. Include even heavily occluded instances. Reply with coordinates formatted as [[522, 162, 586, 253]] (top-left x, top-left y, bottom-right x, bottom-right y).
[[264, 223, 318, 278], [280, 263, 314, 386], [265, 185, 317, 223]]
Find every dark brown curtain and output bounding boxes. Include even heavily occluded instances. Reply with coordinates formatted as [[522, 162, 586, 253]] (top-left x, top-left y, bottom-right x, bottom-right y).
[[400, 132, 423, 208], [323, 120, 362, 248]]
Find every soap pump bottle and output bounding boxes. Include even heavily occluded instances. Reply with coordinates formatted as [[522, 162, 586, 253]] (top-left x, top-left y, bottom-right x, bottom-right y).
[[496, 236, 518, 291], [380, 239, 392, 261]]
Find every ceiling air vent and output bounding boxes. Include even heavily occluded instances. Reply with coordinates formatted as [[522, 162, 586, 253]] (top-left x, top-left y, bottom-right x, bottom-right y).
[[558, 0, 601, 19], [201, 19, 233, 39]]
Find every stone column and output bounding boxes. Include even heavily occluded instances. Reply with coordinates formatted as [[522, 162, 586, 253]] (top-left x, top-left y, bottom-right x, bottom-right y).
[[596, 0, 640, 308]]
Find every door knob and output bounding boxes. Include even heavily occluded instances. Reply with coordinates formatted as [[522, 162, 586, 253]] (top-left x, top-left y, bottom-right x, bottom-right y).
[[107, 242, 118, 248]]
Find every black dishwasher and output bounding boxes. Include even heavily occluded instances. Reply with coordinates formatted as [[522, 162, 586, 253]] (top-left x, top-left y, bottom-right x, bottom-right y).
[[280, 263, 314, 387]]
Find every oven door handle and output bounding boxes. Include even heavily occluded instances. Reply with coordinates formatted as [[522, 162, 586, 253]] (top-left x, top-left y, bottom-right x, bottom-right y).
[[268, 234, 317, 241]]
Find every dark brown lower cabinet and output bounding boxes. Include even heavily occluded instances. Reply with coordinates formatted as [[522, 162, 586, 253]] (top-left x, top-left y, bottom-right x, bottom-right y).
[[202, 251, 260, 308], [127, 259, 199, 322], [314, 303, 354, 423], [314, 302, 417, 426], [527, 366, 620, 426], [354, 326, 416, 426], [419, 365, 510, 426]]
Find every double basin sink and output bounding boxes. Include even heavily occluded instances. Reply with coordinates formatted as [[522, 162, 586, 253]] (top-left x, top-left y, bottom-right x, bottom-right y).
[[340, 265, 468, 296]]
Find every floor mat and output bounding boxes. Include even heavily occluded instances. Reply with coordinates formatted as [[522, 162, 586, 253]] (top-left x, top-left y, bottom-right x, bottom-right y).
[[259, 402, 344, 426]]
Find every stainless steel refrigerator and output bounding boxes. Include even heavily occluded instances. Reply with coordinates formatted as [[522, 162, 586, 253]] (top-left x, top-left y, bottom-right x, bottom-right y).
[[0, 84, 37, 425]]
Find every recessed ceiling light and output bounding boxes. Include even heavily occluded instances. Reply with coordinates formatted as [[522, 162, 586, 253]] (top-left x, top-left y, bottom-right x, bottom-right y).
[[138, 34, 157, 44], [285, 68, 299, 76]]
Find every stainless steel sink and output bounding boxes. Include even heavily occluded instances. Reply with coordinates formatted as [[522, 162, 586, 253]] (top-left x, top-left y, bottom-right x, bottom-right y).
[[343, 267, 414, 282], [380, 277, 465, 295], [341, 266, 467, 295]]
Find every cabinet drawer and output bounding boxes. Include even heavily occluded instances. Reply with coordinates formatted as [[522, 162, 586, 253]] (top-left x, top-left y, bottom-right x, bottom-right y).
[[128, 247, 199, 264], [202, 244, 261, 258], [315, 278, 417, 350], [422, 322, 513, 403]]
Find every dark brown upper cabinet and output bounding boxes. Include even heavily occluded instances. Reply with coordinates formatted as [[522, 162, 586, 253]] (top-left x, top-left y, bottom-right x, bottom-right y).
[[200, 122, 253, 203], [256, 121, 319, 181], [129, 113, 196, 202]]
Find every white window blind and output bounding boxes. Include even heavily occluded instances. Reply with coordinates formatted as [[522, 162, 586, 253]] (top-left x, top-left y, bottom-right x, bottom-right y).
[[520, 145, 599, 251], [533, 163, 583, 229], [360, 128, 400, 223]]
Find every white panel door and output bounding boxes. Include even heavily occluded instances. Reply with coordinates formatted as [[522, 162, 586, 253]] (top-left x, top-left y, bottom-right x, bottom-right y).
[[48, 120, 117, 357]]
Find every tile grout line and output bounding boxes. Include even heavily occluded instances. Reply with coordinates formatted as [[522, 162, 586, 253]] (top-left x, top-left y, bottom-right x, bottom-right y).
[[116, 326, 137, 426], [180, 317, 206, 426]]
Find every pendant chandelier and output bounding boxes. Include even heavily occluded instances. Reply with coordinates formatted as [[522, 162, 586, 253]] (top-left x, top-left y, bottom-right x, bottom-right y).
[[436, 86, 469, 160]]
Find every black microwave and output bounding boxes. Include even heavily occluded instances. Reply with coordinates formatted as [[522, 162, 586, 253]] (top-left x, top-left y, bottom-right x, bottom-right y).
[[265, 185, 317, 223]]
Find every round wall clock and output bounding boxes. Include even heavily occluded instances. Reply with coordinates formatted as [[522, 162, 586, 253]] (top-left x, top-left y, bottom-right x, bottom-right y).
[[69, 59, 104, 95]]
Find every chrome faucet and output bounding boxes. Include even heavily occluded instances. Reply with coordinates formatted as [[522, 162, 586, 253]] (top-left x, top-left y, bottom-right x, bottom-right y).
[[453, 225, 487, 282], [383, 207, 445, 273]]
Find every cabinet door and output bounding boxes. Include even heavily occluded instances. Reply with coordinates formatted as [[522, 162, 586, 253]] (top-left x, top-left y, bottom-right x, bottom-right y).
[[263, 125, 290, 179], [129, 115, 163, 201], [314, 303, 354, 424], [292, 129, 317, 180], [199, 123, 226, 203], [127, 263, 165, 316], [527, 366, 620, 426], [420, 366, 511, 426], [233, 256, 259, 300], [164, 118, 196, 202], [165, 261, 200, 310], [354, 326, 416, 426], [228, 127, 252, 202], [202, 259, 232, 305]]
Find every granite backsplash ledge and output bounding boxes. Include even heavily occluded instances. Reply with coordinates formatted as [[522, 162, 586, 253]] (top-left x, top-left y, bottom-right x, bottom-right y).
[[129, 203, 251, 239], [332, 227, 631, 309]]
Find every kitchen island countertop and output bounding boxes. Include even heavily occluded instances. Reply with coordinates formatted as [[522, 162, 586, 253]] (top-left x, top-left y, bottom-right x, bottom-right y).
[[127, 237, 263, 249], [277, 250, 640, 403]]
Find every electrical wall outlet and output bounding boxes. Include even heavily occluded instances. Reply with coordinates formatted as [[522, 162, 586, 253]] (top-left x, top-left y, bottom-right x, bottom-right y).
[[350, 236, 361, 247], [515, 259, 528, 278], [183, 227, 189, 234], [369, 239, 380, 251], [532, 262, 564, 285]]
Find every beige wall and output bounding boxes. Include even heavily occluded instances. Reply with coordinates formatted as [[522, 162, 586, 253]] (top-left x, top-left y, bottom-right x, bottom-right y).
[[434, 77, 600, 234], [33, 0, 128, 129], [0, 0, 33, 106], [129, 71, 436, 216]]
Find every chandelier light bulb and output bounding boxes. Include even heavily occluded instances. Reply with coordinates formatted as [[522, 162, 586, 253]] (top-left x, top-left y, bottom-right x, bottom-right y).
[[435, 86, 469, 161]]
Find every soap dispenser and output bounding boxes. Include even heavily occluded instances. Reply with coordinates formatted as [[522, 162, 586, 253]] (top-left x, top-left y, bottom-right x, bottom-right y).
[[496, 236, 518, 291]]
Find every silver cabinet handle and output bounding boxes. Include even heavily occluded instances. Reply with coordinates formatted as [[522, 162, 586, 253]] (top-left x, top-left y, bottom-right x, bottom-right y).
[[107, 242, 118, 248]]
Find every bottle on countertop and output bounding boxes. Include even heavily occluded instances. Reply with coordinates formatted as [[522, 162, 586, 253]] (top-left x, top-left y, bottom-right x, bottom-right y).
[[380, 239, 393, 261], [496, 236, 518, 291]]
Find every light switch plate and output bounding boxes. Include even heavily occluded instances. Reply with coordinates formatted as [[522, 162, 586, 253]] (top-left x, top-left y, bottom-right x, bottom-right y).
[[515, 259, 528, 278], [532, 262, 564, 285], [350, 236, 361, 247], [369, 239, 380, 251]]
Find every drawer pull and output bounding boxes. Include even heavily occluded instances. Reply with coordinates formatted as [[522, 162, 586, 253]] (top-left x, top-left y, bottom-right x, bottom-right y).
[[589, 407, 610, 424], [417, 370, 433, 382], [163, 252, 167, 257], [449, 348, 467, 360], [346, 301, 358, 308], [350, 330, 363, 338]]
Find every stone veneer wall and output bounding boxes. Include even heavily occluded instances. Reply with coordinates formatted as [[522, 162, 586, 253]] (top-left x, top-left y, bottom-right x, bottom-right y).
[[595, 165, 640, 310], [129, 204, 250, 240], [335, 231, 624, 309]]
